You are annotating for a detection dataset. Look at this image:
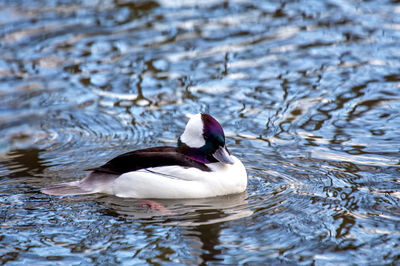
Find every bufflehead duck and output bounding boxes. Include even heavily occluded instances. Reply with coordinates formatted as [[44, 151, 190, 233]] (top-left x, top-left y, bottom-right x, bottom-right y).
[[42, 113, 247, 199]]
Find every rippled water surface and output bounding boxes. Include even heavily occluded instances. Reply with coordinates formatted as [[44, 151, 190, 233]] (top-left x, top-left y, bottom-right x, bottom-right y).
[[1, 0, 400, 264]]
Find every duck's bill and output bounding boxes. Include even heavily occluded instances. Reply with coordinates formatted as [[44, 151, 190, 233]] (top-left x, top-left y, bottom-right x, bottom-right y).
[[213, 146, 234, 164]]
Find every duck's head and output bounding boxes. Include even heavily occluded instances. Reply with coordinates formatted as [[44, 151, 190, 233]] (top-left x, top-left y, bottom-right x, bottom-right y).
[[177, 113, 234, 164]]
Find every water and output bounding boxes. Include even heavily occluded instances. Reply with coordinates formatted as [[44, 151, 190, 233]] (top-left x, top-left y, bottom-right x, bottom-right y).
[[1, 0, 400, 264]]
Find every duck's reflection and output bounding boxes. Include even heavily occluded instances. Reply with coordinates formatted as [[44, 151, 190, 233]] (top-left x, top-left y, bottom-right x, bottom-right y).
[[96, 191, 252, 225], [96, 191, 252, 263]]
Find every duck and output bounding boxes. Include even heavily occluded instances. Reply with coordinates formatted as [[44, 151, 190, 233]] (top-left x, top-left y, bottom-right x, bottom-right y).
[[42, 113, 247, 199]]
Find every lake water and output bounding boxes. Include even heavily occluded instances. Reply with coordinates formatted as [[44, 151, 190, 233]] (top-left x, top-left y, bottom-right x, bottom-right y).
[[1, 0, 400, 264]]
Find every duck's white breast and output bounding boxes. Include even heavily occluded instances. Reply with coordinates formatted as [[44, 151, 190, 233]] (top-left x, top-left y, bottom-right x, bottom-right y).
[[111, 156, 247, 199]]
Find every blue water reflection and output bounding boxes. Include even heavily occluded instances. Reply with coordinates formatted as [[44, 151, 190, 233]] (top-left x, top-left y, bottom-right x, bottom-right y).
[[1, 0, 400, 264]]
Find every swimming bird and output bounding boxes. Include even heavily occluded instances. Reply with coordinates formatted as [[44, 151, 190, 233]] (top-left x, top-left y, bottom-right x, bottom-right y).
[[42, 113, 247, 199]]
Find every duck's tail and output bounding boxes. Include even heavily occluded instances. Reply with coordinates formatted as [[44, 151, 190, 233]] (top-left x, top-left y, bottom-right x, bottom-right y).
[[41, 172, 118, 196], [41, 181, 93, 196]]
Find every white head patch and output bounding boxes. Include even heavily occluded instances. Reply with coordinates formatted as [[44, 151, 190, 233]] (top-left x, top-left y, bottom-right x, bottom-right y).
[[180, 113, 205, 148]]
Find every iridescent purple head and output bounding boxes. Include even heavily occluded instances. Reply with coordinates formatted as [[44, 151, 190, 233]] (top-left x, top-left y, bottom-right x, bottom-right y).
[[178, 113, 234, 164]]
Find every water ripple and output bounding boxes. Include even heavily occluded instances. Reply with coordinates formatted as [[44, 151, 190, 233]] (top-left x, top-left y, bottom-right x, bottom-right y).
[[1, 0, 400, 264]]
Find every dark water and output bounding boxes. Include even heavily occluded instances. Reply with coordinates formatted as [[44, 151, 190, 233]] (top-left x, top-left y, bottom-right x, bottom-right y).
[[1, 0, 400, 264]]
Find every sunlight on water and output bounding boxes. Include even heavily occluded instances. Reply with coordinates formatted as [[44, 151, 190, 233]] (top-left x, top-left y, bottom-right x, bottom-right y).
[[1, 0, 400, 264]]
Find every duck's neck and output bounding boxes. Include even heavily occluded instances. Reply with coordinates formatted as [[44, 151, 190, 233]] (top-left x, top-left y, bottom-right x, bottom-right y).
[[177, 138, 217, 164]]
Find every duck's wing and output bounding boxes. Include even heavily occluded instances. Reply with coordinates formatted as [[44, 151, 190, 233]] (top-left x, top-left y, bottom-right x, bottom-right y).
[[89, 146, 211, 175], [41, 147, 211, 196]]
